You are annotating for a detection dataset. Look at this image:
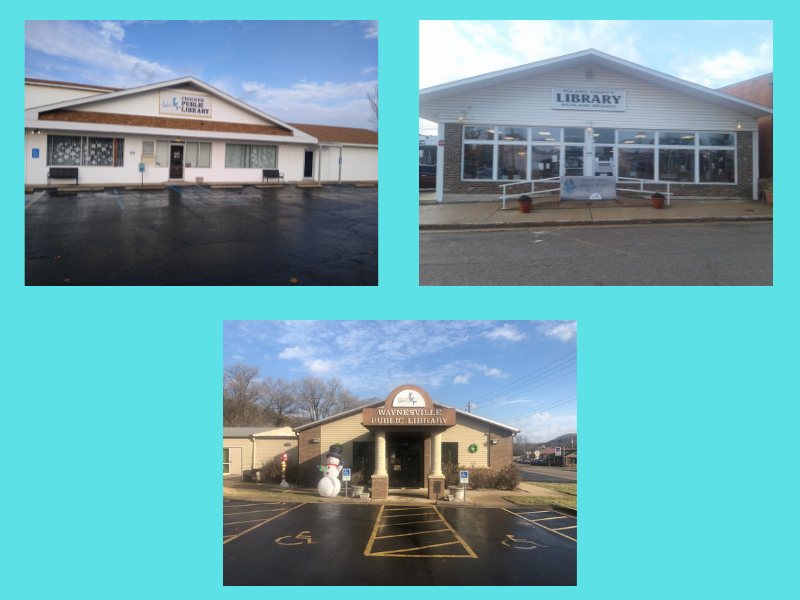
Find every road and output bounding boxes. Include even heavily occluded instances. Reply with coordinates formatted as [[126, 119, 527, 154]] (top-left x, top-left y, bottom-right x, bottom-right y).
[[223, 499, 576, 586], [420, 222, 772, 286], [516, 464, 577, 483]]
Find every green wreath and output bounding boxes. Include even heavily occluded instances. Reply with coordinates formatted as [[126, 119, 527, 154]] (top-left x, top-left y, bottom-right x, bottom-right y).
[[468, 443, 478, 453]]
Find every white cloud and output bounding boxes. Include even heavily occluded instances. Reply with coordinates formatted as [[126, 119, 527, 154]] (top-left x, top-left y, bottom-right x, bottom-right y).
[[482, 324, 526, 342], [361, 67, 378, 75], [673, 41, 773, 88], [98, 21, 125, 43], [471, 364, 508, 378], [232, 354, 244, 360], [515, 411, 578, 443], [278, 346, 306, 360], [361, 21, 378, 39], [453, 374, 471, 384], [537, 321, 577, 342], [263, 354, 270, 360], [305, 359, 333, 374]]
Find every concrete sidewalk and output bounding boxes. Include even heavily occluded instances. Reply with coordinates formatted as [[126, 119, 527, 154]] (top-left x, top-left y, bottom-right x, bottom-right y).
[[420, 199, 773, 230]]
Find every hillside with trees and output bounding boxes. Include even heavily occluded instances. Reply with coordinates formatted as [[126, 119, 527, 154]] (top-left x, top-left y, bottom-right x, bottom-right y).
[[513, 432, 577, 456]]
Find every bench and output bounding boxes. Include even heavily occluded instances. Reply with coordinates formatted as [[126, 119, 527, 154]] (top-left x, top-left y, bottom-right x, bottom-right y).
[[48, 167, 79, 185], [262, 169, 284, 183]]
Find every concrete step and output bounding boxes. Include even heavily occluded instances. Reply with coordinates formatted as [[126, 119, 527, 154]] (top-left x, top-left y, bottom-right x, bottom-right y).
[[211, 185, 243, 189], [124, 186, 165, 191], [56, 187, 104, 193], [296, 184, 323, 189], [255, 185, 284, 189]]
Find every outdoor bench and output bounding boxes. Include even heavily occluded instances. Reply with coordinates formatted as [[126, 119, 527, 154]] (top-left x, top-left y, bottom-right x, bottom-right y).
[[48, 167, 79, 185], [262, 169, 284, 183]]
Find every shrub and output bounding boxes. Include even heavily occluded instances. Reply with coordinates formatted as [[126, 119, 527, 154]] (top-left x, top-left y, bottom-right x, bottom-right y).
[[350, 469, 365, 486], [494, 463, 521, 491], [467, 463, 497, 490], [260, 456, 298, 484], [518, 195, 532, 203], [442, 462, 462, 487]]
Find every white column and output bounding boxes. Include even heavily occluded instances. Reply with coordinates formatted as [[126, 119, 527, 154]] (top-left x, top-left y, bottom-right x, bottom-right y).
[[435, 122, 444, 204], [375, 431, 387, 476], [251, 436, 256, 470], [430, 430, 442, 477]]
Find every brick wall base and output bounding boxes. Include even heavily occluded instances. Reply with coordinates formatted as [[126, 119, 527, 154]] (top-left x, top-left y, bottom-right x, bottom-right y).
[[427, 475, 446, 500], [443, 123, 755, 199], [298, 426, 324, 488], [371, 475, 388, 499]]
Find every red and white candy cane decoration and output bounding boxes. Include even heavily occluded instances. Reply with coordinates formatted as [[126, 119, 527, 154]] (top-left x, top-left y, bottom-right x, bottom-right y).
[[279, 452, 289, 488]]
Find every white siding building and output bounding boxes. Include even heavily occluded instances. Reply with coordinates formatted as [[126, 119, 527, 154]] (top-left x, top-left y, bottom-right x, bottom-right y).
[[419, 49, 772, 203], [25, 77, 378, 187]]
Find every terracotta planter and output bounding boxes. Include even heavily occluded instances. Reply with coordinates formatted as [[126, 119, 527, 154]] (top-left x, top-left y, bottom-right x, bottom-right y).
[[196, 177, 204, 184], [765, 191, 772, 204], [519, 201, 533, 213], [652, 196, 665, 209]]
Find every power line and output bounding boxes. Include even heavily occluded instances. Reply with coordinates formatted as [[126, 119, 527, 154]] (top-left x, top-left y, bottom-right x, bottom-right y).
[[472, 361, 577, 408], [502, 393, 577, 423]]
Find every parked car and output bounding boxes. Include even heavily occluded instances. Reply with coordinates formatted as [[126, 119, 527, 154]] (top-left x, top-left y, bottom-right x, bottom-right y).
[[420, 165, 437, 188]]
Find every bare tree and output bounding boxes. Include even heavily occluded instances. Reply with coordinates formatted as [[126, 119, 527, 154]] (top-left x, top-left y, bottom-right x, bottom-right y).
[[367, 84, 378, 131], [223, 364, 263, 426], [261, 377, 297, 426], [296, 376, 330, 422]]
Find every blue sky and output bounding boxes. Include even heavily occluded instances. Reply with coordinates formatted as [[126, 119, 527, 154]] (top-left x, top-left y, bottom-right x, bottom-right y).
[[25, 20, 378, 129], [420, 20, 772, 131], [223, 320, 577, 443]]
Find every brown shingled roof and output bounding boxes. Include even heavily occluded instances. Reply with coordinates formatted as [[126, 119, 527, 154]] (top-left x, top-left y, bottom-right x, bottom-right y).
[[25, 78, 123, 92], [289, 123, 378, 145], [40, 110, 293, 136]]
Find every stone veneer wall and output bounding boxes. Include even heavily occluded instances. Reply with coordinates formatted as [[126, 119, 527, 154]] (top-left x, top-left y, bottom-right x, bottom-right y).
[[443, 123, 754, 199]]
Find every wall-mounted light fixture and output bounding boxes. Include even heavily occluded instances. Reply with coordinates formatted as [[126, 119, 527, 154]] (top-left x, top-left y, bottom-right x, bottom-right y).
[[310, 438, 320, 443], [490, 439, 500, 445], [736, 120, 742, 130]]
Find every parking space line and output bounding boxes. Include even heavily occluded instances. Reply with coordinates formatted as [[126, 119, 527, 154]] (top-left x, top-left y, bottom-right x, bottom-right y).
[[431, 506, 478, 558], [383, 511, 435, 518], [223, 502, 281, 509], [516, 511, 551, 515], [376, 529, 449, 540], [377, 541, 460, 555], [379, 519, 443, 527], [383, 506, 427, 512], [25, 191, 46, 209], [533, 516, 570, 522], [223, 503, 306, 546], [168, 185, 206, 206], [553, 525, 577, 531], [114, 190, 125, 210], [363, 505, 386, 555], [223, 508, 289, 516], [502, 508, 577, 543], [224, 518, 279, 526]]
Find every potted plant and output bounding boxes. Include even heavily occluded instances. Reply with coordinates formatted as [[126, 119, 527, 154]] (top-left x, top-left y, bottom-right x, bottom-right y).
[[196, 176, 204, 184], [651, 192, 666, 209], [518, 194, 533, 214], [350, 469, 365, 497], [761, 177, 773, 204]]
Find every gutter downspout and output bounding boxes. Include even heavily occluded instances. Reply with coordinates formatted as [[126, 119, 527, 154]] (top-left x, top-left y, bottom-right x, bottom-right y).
[[317, 146, 322, 183], [251, 435, 256, 470], [339, 146, 343, 185]]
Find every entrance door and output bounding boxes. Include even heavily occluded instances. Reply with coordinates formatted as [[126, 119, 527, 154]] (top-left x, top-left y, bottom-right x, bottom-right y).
[[169, 145, 184, 179], [303, 150, 314, 179], [388, 436, 424, 488]]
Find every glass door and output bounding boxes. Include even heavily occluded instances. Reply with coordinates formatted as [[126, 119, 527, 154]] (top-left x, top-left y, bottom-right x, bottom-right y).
[[563, 146, 584, 176], [303, 151, 314, 179]]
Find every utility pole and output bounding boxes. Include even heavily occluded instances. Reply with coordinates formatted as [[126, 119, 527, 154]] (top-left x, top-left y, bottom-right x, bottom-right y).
[[465, 403, 471, 414]]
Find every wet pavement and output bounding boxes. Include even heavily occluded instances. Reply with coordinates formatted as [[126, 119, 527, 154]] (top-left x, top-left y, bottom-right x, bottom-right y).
[[25, 185, 378, 285], [518, 469, 576, 484], [223, 499, 576, 586]]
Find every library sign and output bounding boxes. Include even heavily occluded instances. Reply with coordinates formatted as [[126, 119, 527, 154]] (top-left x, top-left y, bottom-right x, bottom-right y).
[[552, 87, 626, 112], [362, 385, 456, 427], [159, 91, 213, 118]]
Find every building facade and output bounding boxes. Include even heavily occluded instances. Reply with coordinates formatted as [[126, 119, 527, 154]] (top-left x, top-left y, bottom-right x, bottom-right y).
[[25, 77, 378, 187], [223, 427, 298, 476], [719, 73, 773, 180], [295, 385, 517, 500], [420, 49, 772, 203]]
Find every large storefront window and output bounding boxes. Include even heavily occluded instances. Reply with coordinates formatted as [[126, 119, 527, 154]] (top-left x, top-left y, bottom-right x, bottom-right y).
[[593, 129, 615, 143], [498, 146, 526, 180], [700, 133, 735, 147], [700, 149, 735, 183], [46, 135, 124, 167], [225, 144, 277, 168], [185, 142, 212, 168], [619, 148, 655, 180], [498, 127, 528, 141], [463, 144, 494, 179], [531, 129, 560, 142], [464, 125, 494, 140], [619, 131, 655, 145], [530, 146, 560, 180], [660, 149, 695, 182], [659, 132, 695, 146], [564, 146, 584, 176]]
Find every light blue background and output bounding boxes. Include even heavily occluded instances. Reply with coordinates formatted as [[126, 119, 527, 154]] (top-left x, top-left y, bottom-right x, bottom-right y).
[[6, 7, 791, 598]]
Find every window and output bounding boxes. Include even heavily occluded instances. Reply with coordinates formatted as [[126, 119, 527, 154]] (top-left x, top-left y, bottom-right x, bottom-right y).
[[498, 145, 526, 180], [463, 144, 494, 179], [184, 143, 211, 168], [530, 146, 560, 180], [353, 442, 375, 480], [185, 142, 197, 168], [700, 133, 735, 147], [156, 141, 169, 167], [442, 442, 458, 466], [223, 448, 230, 474], [659, 149, 695, 182], [197, 143, 211, 168], [618, 131, 655, 145], [564, 146, 584, 176], [700, 149, 735, 183], [531, 129, 561, 142], [46, 135, 124, 167], [225, 144, 277, 168], [659, 132, 695, 146], [142, 141, 154, 156], [464, 126, 494, 140], [592, 129, 615, 144], [564, 128, 586, 143], [619, 148, 655, 180], [497, 127, 528, 141]]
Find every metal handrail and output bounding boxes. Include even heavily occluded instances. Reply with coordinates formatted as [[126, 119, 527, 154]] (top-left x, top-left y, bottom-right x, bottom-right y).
[[617, 177, 672, 207], [499, 177, 560, 209]]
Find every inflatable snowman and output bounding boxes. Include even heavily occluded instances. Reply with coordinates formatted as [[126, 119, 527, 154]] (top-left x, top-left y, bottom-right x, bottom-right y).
[[317, 443, 345, 497]]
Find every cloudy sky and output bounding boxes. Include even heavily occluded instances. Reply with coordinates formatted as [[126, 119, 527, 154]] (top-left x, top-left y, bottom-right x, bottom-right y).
[[419, 20, 772, 132], [25, 20, 378, 129], [223, 320, 578, 443]]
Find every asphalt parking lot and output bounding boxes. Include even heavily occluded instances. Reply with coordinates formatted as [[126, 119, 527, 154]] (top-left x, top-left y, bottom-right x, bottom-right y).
[[223, 499, 576, 586], [25, 185, 378, 286]]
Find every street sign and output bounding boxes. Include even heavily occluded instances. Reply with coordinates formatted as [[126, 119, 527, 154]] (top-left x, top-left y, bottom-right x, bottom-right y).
[[460, 471, 469, 483], [32, 148, 39, 158], [555, 447, 562, 456], [342, 468, 351, 482], [438, 140, 445, 147]]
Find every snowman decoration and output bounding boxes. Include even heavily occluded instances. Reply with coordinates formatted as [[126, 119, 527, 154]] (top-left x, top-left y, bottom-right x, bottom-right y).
[[317, 443, 345, 497]]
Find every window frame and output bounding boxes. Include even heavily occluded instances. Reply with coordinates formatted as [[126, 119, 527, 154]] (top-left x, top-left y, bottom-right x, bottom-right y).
[[223, 448, 230, 475], [46, 135, 125, 168], [224, 143, 279, 169]]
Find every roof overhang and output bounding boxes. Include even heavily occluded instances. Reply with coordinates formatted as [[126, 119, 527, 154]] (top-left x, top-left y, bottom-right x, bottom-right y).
[[420, 48, 773, 121]]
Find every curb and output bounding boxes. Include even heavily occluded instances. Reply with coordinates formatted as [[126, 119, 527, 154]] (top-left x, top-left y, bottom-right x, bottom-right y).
[[420, 214, 772, 231]]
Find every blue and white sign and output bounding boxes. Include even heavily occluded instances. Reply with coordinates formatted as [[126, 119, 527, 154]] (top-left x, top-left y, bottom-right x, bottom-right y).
[[341, 468, 351, 482], [32, 148, 39, 158], [555, 447, 562, 457], [460, 471, 469, 484]]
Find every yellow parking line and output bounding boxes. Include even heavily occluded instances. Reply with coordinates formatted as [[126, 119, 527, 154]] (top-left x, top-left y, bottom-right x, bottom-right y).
[[383, 511, 435, 518], [376, 529, 449, 539], [376, 541, 460, 555], [432, 506, 478, 558], [223, 502, 281, 509], [25, 191, 45, 209], [553, 525, 577, 531], [223, 503, 306, 546], [502, 508, 577, 543], [378, 519, 443, 527], [383, 506, 429, 512], [223, 508, 288, 516], [224, 518, 280, 526], [517, 511, 551, 515], [363, 505, 385, 555]]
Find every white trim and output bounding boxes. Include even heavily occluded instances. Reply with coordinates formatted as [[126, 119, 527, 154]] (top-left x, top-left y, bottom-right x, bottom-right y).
[[455, 409, 520, 433], [753, 131, 759, 200], [25, 80, 119, 94]]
